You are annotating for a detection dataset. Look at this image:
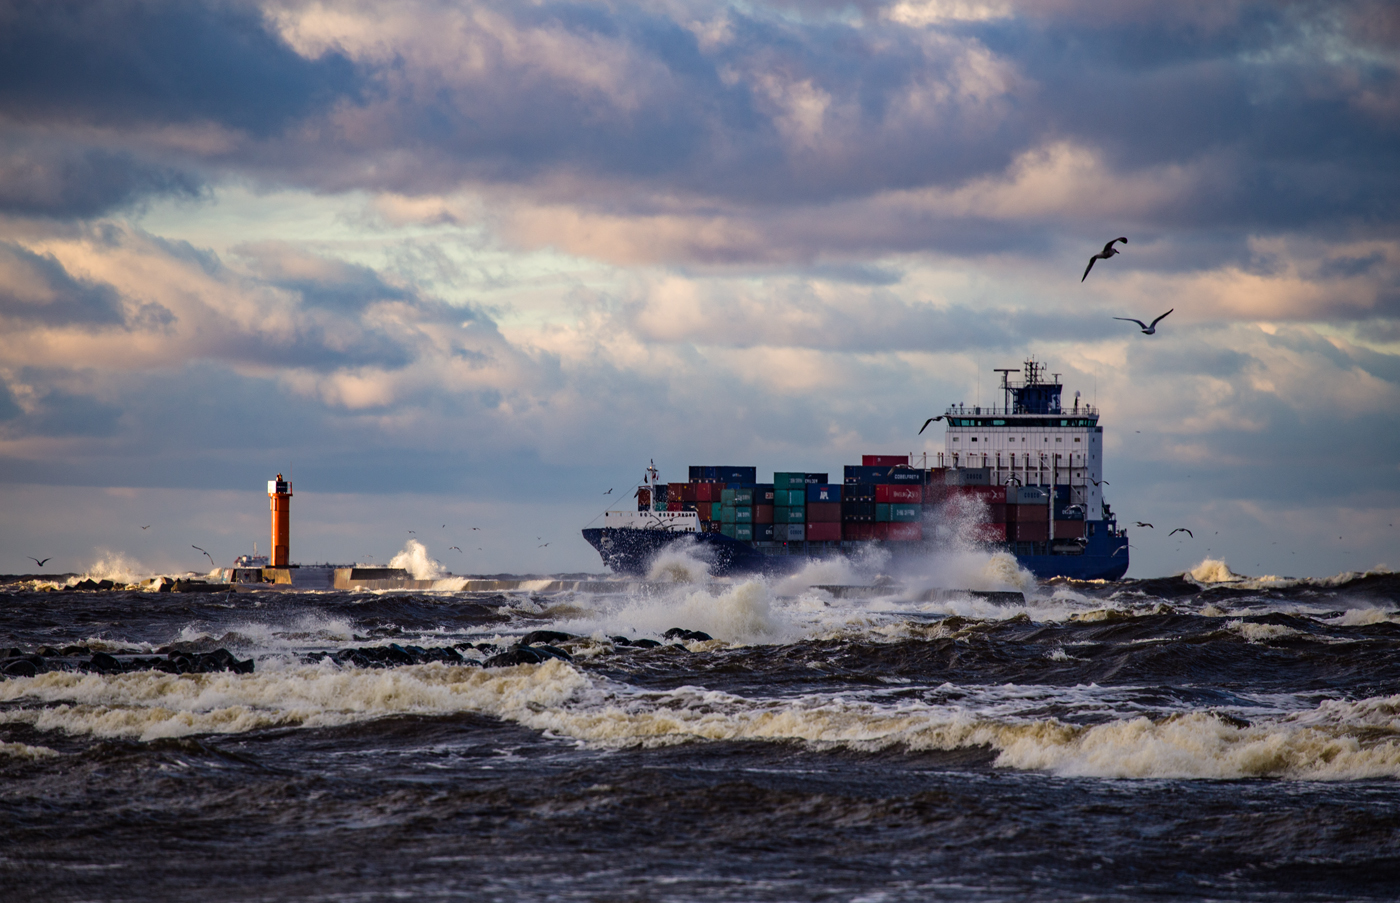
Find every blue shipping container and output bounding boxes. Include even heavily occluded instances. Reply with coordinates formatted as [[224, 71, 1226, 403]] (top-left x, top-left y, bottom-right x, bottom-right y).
[[806, 483, 842, 503]]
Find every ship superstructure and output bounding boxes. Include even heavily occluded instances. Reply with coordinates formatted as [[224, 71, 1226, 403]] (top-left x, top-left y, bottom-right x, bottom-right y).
[[582, 360, 1129, 580]]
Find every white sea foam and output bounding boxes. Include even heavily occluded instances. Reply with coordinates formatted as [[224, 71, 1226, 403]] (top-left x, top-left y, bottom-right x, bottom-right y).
[[0, 740, 59, 759], [1190, 558, 1244, 584], [1329, 607, 1399, 626], [5, 661, 1397, 780], [1225, 619, 1300, 643], [645, 540, 712, 584], [389, 540, 445, 580]]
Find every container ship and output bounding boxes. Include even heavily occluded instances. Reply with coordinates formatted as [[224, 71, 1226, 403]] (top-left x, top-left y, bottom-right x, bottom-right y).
[[582, 360, 1130, 581]]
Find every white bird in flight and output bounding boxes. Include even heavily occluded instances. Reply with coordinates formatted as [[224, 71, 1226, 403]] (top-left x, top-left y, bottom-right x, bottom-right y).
[[1082, 237, 1127, 281], [1114, 309, 1173, 335]]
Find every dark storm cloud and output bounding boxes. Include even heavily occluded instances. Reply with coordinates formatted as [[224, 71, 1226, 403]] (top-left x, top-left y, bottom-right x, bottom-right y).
[[4, 0, 1396, 260], [0, 242, 132, 327], [0, 383, 124, 438], [0, 0, 361, 137], [0, 142, 203, 217]]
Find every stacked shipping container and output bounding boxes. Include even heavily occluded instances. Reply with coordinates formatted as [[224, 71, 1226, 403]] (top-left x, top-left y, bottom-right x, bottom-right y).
[[636, 458, 1079, 550]]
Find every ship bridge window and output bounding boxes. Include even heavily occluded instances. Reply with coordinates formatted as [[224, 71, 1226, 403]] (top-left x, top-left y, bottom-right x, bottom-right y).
[[971, 437, 977, 442], [1074, 437, 1081, 442]]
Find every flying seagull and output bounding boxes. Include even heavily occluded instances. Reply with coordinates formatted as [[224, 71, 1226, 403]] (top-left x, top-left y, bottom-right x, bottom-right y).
[[1135, 522, 1154, 528], [471, 527, 480, 531], [408, 530, 415, 534], [449, 546, 462, 552], [28, 556, 51, 568], [191, 545, 215, 567], [919, 415, 945, 435], [1169, 528, 1193, 538], [140, 525, 151, 530], [538, 542, 550, 548], [1090, 477, 1109, 487], [1114, 309, 1174, 335], [603, 488, 613, 495], [1082, 237, 1127, 281]]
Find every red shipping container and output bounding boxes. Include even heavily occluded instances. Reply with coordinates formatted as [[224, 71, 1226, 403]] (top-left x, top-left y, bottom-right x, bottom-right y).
[[806, 501, 841, 523], [949, 485, 1003, 503], [1008, 504, 1047, 523], [886, 522, 923, 541], [863, 455, 908, 466], [873, 522, 889, 540], [753, 504, 774, 524], [667, 501, 682, 512], [987, 502, 1008, 523], [805, 522, 842, 541], [637, 488, 652, 508], [843, 522, 875, 541], [695, 482, 715, 502], [923, 483, 948, 504], [1052, 520, 1086, 539], [1013, 521, 1049, 541], [668, 482, 686, 501], [968, 523, 1006, 542], [875, 484, 923, 504]]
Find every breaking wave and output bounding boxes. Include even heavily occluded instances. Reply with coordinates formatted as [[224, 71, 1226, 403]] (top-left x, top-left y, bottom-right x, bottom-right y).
[[389, 540, 446, 580], [4, 661, 1400, 780]]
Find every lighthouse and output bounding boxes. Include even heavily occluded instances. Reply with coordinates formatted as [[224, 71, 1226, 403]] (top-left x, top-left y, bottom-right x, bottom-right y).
[[268, 474, 292, 567]]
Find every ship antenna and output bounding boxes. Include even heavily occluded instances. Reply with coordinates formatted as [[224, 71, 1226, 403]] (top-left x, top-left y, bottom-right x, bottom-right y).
[[994, 368, 1018, 413]]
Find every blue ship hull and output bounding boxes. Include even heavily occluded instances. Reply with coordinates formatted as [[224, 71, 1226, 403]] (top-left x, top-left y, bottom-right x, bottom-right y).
[[582, 521, 1128, 582]]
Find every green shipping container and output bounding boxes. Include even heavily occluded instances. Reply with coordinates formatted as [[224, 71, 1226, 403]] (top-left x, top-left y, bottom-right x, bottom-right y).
[[774, 472, 805, 490], [891, 504, 920, 522], [773, 506, 798, 524], [721, 488, 736, 505], [735, 506, 752, 523], [732, 487, 754, 504], [876, 503, 891, 522], [720, 523, 737, 538], [711, 502, 723, 520], [733, 523, 753, 541], [784, 489, 809, 507]]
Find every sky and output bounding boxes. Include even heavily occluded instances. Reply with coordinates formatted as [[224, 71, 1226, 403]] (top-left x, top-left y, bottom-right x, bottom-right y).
[[1, 0, 1397, 579]]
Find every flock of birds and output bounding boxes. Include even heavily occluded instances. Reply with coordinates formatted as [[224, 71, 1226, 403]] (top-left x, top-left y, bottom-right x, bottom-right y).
[[1082, 237, 1174, 336]]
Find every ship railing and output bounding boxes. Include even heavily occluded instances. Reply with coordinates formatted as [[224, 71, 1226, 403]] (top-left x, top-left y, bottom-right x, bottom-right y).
[[943, 404, 1098, 417]]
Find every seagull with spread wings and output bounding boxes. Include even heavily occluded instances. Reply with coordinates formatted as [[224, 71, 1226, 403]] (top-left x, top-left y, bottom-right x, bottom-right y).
[[1114, 309, 1174, 335], [1082, 237, 1127, 281], [919, 415, 944, 435], [28, 556, 51, 568], [1169, 528, 1193, 538]]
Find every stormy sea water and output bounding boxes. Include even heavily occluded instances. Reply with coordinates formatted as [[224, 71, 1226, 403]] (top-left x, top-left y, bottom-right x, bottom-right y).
[[3, 547, 1400, 902]]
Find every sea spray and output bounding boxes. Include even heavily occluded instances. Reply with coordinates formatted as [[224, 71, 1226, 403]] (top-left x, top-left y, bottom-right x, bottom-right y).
[[389, 539, 446, 580]]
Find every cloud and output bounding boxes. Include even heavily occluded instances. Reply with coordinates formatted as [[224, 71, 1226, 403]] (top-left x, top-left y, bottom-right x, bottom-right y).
[[0, 0, 361, 137], [0, 241, 133, 327], [0, 141, 203, 217]]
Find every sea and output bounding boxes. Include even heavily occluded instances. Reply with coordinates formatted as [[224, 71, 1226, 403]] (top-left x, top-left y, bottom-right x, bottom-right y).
[[3, 544, 1400, 902]]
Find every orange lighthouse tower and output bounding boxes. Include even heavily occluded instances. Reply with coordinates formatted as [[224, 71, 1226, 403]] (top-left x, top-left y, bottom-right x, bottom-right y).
[[268, 474, 292, 567]]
